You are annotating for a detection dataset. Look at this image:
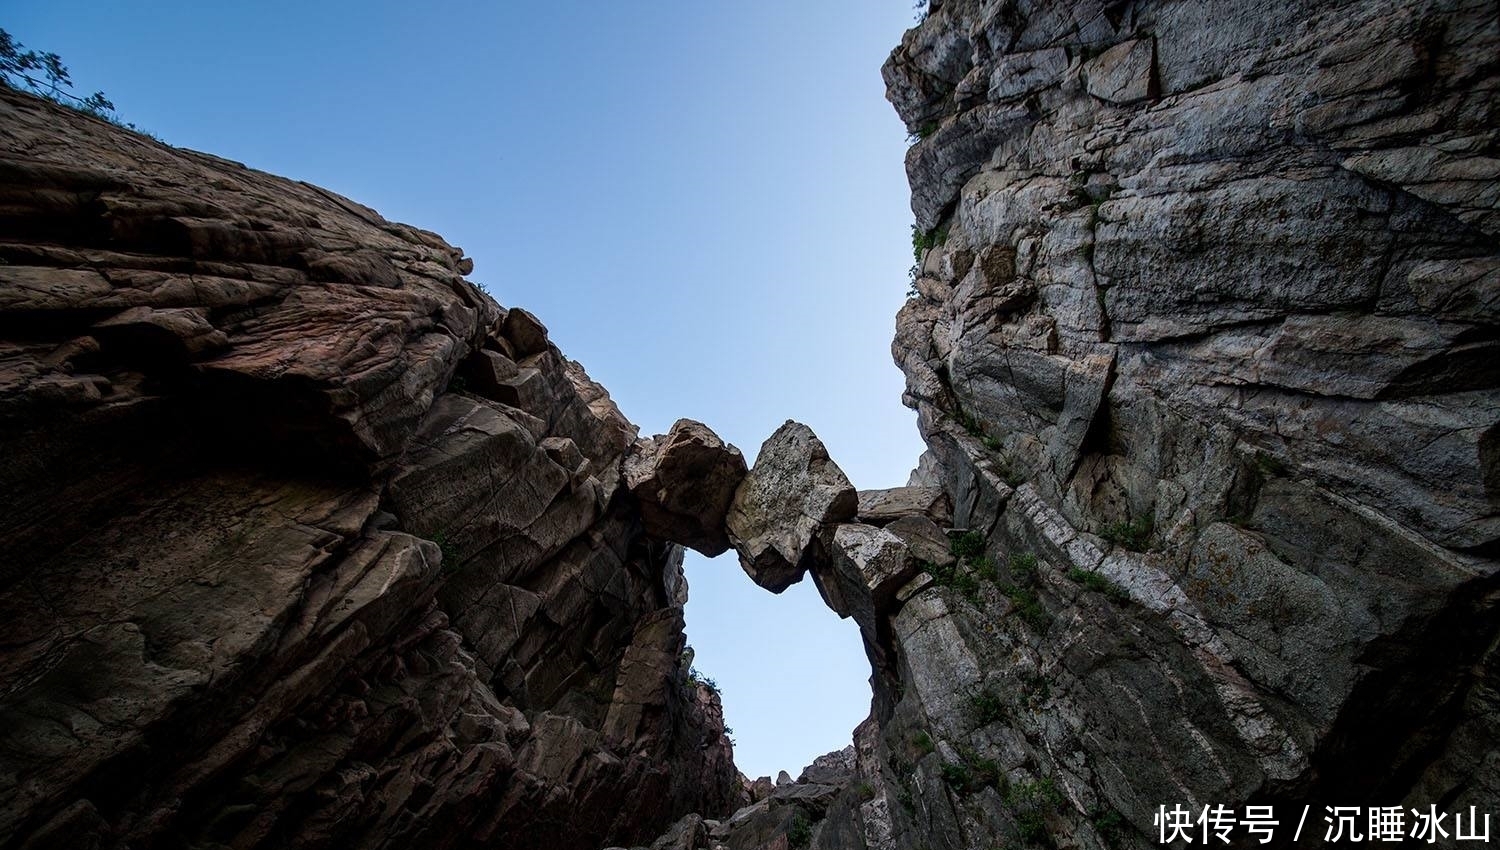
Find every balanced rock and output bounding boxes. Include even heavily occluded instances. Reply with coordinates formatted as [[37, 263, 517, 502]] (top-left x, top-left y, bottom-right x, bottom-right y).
[[726, 420, 857, 592], [623, 419, 746, 556]]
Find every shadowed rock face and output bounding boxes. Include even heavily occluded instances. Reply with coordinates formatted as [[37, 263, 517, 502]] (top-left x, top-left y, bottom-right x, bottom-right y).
[[0, 88, 739, 850], [845, 0, 1499, 848], [625, 419, 748, 557]]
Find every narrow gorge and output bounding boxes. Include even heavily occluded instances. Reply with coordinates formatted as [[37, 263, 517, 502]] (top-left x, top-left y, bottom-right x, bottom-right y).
[[1, 1, 1496, 849]]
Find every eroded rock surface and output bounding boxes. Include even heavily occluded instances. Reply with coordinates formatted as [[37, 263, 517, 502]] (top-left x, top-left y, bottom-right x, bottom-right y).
[[726, 420, 858, 593], [0, 88, 737, 850], [638, 1, 1498, 848], [625, 419, 748, 557], [858, 0, 1500, 847]]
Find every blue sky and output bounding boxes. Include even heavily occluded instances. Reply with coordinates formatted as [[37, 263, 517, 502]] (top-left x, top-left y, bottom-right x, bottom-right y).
[[8, 0, 926, 779]]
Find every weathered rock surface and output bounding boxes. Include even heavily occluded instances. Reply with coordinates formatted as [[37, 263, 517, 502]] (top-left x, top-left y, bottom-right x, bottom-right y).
[[726, 420, 858, 593], [0, 88, 737, 850], [859, 0, 1500, 848], [855, 487, 951, 526], [625, 419, 747, 557], [644, 2, 1500, 848]]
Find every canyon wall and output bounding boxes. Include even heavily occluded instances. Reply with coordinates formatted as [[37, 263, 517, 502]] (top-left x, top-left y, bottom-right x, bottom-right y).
[[2, 0, 1498, 847], [0, 88, 738, 850], [854, 0, 1498, 846]]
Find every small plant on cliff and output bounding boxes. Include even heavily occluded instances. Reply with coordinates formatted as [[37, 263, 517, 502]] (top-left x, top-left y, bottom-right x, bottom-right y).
[[1008, 552, 1039, 579], [1092, 808, 1128, 848], [687, 667, 720, 696], [1004, 584, 1050, 631], [1068, 567, 1129, 603], [1100, 515, 1153, 551], [0, 29, 148, 135], [969, 690, 1006, 726], [911, 730, 935, 756], [1006, 777, 1066, 846], [949, 530, 986, 561], [911, 223, 949, 265], [906, 119, 940, 144], [432, 531, 461, 570], [942, 747, 1004, 794], [787, 811, 813, 849]]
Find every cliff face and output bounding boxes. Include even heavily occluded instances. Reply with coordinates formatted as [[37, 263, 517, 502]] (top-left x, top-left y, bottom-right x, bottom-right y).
[[3, 1, 1498, 848], [0, 88, 738, 850], [869, 0, 1498, 846]]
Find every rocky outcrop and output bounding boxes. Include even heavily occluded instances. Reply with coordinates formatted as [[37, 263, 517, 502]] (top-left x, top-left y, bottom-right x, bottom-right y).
[[726, 421, 859, 593], [0, 88, 737, 850], [637, 1, 1498, 848], [5, 0, 1499, 847], [861, 0, 1499, 848], [625, 419, 748, 557]]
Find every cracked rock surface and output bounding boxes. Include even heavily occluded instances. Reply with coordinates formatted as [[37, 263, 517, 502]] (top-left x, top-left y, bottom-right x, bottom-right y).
[[0, 88, 739, 850]]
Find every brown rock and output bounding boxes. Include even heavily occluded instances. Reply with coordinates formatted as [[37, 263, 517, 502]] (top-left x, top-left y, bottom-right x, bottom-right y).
[[624, 419, 747, 557]]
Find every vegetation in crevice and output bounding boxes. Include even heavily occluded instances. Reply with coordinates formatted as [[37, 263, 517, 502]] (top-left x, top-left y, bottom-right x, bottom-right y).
[[1067, 567, 1130, 602], [1100, 515, 1153, 551]]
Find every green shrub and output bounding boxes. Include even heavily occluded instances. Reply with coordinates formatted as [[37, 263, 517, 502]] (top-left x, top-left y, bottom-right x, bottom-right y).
[[911, 223, 949, 264], [950, 530, 986, 560], [1009, 552, 1039, 578], [1005, 585, 1050, 630], [943, 747, 1004, 794], [1068, 568, 1129, 602], [939, 760, 971, 790], [970, 691, 1006, 726], [911, 730, 935, 755], [432, 531, 461, 570], [1092, 808, 1128, 847], [1007, 778, 1066, 846], [973, 555, 999, 583], [787, 812, 812, 849], [1100, 515, 1153, 551]]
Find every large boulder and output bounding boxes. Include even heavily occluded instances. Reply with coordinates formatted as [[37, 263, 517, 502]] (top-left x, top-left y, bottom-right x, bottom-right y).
[[623, 419, 747, 556], [726, 421, 857, 592]]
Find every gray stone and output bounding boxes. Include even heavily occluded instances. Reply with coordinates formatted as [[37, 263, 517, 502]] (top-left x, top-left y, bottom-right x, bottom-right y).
[[726, 421, 857, 593]]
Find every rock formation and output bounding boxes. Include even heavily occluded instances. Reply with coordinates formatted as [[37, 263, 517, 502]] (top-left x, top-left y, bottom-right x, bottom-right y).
[[632, 0, 1500, 848], [726, 421, 858, 593], [3, 0, 1498, 847], [0, 88, 738, 850]]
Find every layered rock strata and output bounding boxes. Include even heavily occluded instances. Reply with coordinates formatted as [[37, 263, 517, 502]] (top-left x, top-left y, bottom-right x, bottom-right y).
[[0, 88, 738, 850]]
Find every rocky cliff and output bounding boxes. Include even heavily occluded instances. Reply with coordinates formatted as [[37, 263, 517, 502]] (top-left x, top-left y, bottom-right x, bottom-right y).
[[634, 0, 1500, 848], [829, 0, 1496, 847], [0, 87, 739, 850], [2, 0, 1498, 848]]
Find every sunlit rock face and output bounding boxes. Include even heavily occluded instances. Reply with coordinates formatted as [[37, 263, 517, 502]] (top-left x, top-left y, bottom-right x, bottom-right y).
[[0, 88, 738, 850]]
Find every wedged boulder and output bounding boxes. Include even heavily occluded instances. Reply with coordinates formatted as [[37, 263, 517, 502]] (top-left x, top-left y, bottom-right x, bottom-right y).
[[726, 420, 857, 592], [855, 486, 951, 526], [623, 419, 747, 556], [812, 523, 922, 642]]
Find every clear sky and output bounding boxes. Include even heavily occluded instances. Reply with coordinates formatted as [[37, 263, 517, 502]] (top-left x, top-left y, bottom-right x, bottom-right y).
[[8, 0, 927, 780]]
